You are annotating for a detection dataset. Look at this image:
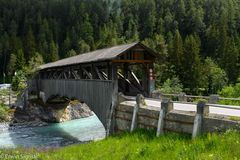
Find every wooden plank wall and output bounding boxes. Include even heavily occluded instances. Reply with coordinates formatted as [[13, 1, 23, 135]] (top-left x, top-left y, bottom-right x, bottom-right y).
[[38, 79, 113, 129]]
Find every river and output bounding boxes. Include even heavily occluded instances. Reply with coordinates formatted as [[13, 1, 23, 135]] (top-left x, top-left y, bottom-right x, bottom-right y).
[[0, 114, 106, 148]]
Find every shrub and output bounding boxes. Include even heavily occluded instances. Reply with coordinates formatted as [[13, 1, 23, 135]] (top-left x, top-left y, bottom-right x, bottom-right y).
[[200, 58, 228, 94], [219, 83, 240, 98], [159, 76, 183, 94], [218, 82, 240, 105], [0, 104, 9, 121], [12, 70, 27, 91]]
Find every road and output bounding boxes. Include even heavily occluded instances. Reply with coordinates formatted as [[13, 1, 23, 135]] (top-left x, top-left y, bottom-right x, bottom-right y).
[[123, 98, 240, 117]]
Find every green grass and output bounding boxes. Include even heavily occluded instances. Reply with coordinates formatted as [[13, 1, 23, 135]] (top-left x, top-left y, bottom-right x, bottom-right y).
[[1, 129, 240, 160]]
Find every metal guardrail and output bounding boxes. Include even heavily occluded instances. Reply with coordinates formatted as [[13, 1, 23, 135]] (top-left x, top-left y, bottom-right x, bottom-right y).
[[172, 101, 240, 111], [160, 93, 240, 101], [162, 93, 210, 99], [122, 94, 240, 111], [207, 103, 240, 110], [163, 93, 240, 111]]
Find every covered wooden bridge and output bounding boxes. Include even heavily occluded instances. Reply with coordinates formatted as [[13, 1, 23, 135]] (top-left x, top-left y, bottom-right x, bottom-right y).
[[31, 42, 158, 133]]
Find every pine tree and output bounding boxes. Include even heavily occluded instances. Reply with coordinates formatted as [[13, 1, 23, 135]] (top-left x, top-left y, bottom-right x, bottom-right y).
[[222, 37, 239, 83], [7, 53, 17, 75], [138, 0, 156, 39], [70, 27, 80, 53], [15, 49, 25, 70], [156, 18, 165, 35], [184, 0, 205, 34], [163, 10, 174, 34], [24, 28, 36, 60], [80, 14, 94, 48], [98, 22, 119, 48], [218, 10, 229, 64], [205, 25, 220, 58], [175, 0, 186, 29], [9, 20, 18, 36], [62, 34, 71, 57], [1, 32, 10, 76], [79, 40, 90, 54], [0, 22, 3, 35], [227, 0, 236, 35], [182, 35, 201, 93], [49, 40, 59, 62], [125, 15, 139, 42], [168, 30, 184, 76], [66, 49, 77, 57]]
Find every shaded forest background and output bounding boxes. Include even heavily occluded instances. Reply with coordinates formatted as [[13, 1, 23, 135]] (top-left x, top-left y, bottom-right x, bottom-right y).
[[0, 0, 239, 95]]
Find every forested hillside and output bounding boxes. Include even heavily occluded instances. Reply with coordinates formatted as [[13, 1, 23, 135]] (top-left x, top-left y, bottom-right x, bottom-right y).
[[0, 0, 239, 94]]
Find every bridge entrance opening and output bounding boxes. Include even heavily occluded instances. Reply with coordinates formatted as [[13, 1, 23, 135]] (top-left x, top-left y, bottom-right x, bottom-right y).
[[117, 63, 152, 97]]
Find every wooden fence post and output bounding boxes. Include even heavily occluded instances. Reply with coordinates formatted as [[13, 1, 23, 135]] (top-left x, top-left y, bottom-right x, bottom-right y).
[[156, 98, 173, 136], [130, 94, 144, 132], [192, 101, 209, 138], [118, 92, 127, 104], [151, 90, 163, 100], [178, 92, 187, 102]]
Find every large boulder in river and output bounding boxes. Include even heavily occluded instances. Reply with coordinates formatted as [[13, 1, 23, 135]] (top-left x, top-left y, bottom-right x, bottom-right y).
[[25, 97, 94, 123], [50, 102, 93, 122]]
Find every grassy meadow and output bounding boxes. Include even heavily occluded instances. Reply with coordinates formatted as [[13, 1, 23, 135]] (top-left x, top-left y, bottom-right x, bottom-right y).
[[1, 129, 240, 160]]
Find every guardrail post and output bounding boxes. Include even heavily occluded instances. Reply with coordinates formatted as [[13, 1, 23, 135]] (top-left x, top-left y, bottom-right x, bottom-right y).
[[130, 94, 144, 132], [118, 92, 127, 104], [156, 98, 173, 136], [209, 94, 219, 104], [178, 92, 187, 102], [192, 101, 208, 138], [151, 90, 163, 100]]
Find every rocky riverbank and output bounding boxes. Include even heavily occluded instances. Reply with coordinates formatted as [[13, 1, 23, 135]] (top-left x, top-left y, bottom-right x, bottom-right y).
[[24, 99, 94, 123], [2, 96, 94, 128]]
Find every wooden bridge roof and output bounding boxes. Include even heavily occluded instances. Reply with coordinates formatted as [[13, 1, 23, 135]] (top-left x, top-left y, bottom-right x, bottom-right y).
[[39, 42, 157, 70]]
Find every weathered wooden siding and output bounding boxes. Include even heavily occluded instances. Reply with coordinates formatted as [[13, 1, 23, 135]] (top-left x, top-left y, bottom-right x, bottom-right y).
[[38, 79, 113, 129]]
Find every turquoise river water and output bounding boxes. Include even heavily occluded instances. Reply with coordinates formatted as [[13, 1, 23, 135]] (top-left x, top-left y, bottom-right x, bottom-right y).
[[0, 115, 106, 148]]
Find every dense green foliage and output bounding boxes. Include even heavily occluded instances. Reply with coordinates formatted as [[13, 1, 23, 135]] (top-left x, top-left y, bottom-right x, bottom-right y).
[[11, 70, 27, 91], [219, 82, 240, 98], [0, 89, 12, 121], [159, 76, 183, 94], [2, 129, 240, 159], [0, 103, 8, 121], [0, 0, 240, 94], [218, 82, 240, 105]]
